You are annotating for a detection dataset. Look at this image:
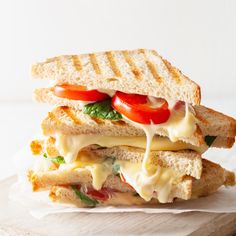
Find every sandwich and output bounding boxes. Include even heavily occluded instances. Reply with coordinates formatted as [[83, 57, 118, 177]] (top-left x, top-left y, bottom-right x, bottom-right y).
[[28, 49, 236, 207]]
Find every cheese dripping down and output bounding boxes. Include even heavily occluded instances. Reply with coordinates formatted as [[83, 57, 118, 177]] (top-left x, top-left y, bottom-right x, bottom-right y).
[[116, 102, 197, 202], [122, 103, 198, 174], [53, 101, 198, 202]]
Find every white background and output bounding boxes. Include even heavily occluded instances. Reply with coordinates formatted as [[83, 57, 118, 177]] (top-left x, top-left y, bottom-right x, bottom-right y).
[[0, 0, 235, 179], [0, 0, 236, 101]]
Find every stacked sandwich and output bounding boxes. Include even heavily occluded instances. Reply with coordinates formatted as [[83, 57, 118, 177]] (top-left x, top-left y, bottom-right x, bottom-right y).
[[29, 49, 236, 207]]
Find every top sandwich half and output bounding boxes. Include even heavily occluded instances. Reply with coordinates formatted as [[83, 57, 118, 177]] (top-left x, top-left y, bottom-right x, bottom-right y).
[[32, 49, 201, 105], [32, 49, 236, 152]]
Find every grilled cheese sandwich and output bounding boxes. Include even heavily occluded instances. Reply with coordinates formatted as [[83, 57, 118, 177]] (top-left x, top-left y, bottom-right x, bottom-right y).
[[28, 49, 236, 207]]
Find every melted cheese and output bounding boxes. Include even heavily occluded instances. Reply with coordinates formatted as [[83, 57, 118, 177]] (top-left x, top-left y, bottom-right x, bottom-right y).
[[54, 100, 199, 202], [106, 192, 149, 205], [117, 160, 182, 203], [115, 103, 197, 202], [55, 133, 207, 164], [122, 103, 198, 174], [58, 154, 113, 190]]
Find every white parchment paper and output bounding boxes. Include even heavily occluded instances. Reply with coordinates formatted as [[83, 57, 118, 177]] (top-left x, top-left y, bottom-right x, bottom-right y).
[[9, 145, 236, 219]]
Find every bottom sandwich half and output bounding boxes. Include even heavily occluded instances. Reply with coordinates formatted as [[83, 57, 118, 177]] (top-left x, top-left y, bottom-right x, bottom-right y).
[[28, 140, 235, 207]]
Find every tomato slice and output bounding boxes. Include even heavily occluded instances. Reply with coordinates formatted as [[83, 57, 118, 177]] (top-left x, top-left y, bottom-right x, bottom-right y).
[[112, 92, 170, 124], [173, 100, 185, 110], [53, 84, 110, 101], [86, 188, 111, 201]]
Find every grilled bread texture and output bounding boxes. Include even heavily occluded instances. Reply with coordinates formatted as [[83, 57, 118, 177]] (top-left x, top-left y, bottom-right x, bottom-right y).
[[41, 105, 236, 148], [32, 49, 201, 105]]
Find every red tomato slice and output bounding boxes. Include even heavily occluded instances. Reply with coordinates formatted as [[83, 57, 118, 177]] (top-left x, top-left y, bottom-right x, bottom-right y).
[[53, 84, 110, 101], [86, 188, 111, 201], [112, 92, 170, 124], [173, 100, 185, 110]]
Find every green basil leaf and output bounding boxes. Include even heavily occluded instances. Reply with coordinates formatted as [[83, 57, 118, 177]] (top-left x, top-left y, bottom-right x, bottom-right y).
[[71, 185, 98, 206], [104, 156, 120, 174], [43, 153, 65, 164], [112, 164, 120, 175], [204, 135, 217, 147], [83, 99, 122, 120]]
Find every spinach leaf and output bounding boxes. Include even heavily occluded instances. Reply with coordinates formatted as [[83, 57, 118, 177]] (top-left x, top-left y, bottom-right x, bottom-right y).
[[104, 156, 120, 175], [204, 135, 217, 147], [83, 99, 122, 120], [43, 153, 65, 164], [112, 163, 120, 175], [71, 185, 98, 206]]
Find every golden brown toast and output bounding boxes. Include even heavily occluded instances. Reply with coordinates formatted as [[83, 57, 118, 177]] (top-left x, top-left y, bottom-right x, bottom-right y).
[[32, 49, 201, 105]]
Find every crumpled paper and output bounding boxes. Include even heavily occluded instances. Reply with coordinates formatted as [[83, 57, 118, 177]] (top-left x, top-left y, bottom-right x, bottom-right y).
[[9, 145, 236, 219]]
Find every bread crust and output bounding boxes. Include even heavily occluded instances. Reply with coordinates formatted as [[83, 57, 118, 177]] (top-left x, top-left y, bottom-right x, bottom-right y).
[[40, 104, 236, 148], [32, 49, 201, 105]]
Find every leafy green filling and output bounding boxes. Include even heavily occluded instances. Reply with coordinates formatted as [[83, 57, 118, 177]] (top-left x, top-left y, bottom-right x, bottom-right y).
[[43, 153, 65, 164], [112, 163, 120, 175], [204, 135, 217, 147], [71, 185, 98, 206], [83, 99, 122, 120], [104, 156, 120, 175]]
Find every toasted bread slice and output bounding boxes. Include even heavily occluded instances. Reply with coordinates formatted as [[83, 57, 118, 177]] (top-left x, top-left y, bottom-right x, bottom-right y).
[[31, 49, 201, 105], [41, 105, 236, 148], [195, 105, 236, 138], [29, 169, 193, 202], [28, 148, 203, 192], [49, 178, 192, 206], [48, 159, 235, 207], [30, 136, 204, 176], [192, 159, 235, 197], [42, 106, 203, 146], [34, 88, 236, 142], [49, 187, 160, 206]]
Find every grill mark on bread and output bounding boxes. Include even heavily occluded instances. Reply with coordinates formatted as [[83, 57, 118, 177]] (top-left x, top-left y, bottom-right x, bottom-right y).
[[89, 54, 101, 74], [46, 137, 60, 157], [122, 51, 141, 80], [105, 52, 122, 77], [72, 55, 82, 71], [48, 112, 62, 126], [90, 117, 105, 124], [46, 56, 60, 63], [30, 140, 43, 155], [55, 57, 63, 71], [162, 59, 181, 83], [60, 106, 82, 125], [111, 120, 126, 126], [139, 49, 163, 83]]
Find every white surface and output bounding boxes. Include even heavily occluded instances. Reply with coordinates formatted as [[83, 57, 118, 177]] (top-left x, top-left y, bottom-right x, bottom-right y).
[[0, 0, 236, 101], [0, 102, 49, 180]]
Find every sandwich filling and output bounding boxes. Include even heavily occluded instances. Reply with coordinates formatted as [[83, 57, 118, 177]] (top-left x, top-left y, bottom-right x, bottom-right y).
[[33, 150, 184, 203], [32, 85, 208, 203]]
